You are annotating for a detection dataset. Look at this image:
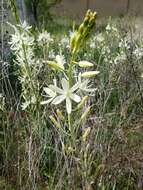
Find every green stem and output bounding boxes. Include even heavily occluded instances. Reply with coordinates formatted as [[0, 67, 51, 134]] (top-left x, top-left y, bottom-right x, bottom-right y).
[[22, 42, 38, 103], [68, 114, 71, 132], [68, 53, 76, 86]]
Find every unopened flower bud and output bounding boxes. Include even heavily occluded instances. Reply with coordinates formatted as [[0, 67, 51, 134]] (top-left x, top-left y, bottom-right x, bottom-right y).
[[81, 71, 100, 78], [47, 61, 64, 71], [56, 109, 65, 121], [81, 107, 91, 121], [76, 96, 88, 109], [78, 61, 94, 67], [49, 115, 61, 129], [82, 127, 91, 142]]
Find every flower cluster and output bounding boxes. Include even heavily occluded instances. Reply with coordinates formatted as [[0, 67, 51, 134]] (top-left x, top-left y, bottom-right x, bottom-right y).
[[9, 21, 35, 65], [41, 59, 99, 114], [37, 31, 53, 46]]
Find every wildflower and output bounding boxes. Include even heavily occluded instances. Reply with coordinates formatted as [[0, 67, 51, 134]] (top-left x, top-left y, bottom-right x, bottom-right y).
[[78, 73, 97, 95], [17, 21, 32, 31], [60, 36, 70, 49], [16, 47, 34, 65], [9, 31, 34, 51], [37, 31, 53, 45], [133, 47, 143, 60], [55, 55, 65, 68], [49, 49, 55, 59], [106, 23, 118, 33], [41, 78, 81, 114], [41, 87, 56, 105], [21, 96, 36, 110]]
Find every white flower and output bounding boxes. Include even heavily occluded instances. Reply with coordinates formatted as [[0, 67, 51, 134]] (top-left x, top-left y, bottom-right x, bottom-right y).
[[114, 52, 126, 64], [133, 47, 143, 60], [49, 50, 55, 59], [17, 21, 32, 32], [41, 78, 81, 114], [78, 73, 97, 95], [106, 24, 118, 33], [60, 36, 70, 48], [37, 31, 53, 45], [9, 22, 34, 52], [55, 55, 65, 68], [9, 32, 34, 51], [41, 87, 57, 105], [21, 96, 36, 110], [17, 47, 34, 65]]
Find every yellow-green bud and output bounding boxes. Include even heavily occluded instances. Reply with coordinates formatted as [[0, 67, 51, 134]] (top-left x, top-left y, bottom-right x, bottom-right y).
[[47, 61, 64, 71], [56, 109, 65, 121], [78, 61, 94, 68], [81, 107, 91, 121], [49, 115, 61, 129], [83, 16, 89, 27], [79, 23, 84, 34], [76, 96, 88, 109], [81, 71, 100, 78], [70, 32, 77, 50], [82, 127, 91, 142]]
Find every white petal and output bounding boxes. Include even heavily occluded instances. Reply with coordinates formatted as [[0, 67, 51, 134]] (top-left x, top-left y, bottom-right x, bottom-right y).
[[71, 82, 79, 92], [84, 88, 97, 93], [66, 97, 72, 114], [52, 95, 65, 105], [49, 85, 63, 94], [43, 87, 56, 97], [40, 98, 53, 105], [21, 101, 30, 110], [79, 80, 89, 89], [70, 93, 81, 103], [56, 55, 63, 65], [61, 78, 69, 91]]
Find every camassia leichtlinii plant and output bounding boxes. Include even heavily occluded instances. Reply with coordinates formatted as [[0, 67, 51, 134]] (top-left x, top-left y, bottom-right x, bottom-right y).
[[41, 10, 99, 126], [40, 11, 100, 188], [9, 10, 100, 188]]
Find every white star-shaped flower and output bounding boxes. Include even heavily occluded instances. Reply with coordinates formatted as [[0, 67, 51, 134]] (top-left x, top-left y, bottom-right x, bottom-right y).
[[41, 78, 81, 114]]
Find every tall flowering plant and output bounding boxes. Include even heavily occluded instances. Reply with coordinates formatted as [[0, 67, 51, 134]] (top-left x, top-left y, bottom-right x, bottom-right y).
[[41, 10, 100, 118]]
